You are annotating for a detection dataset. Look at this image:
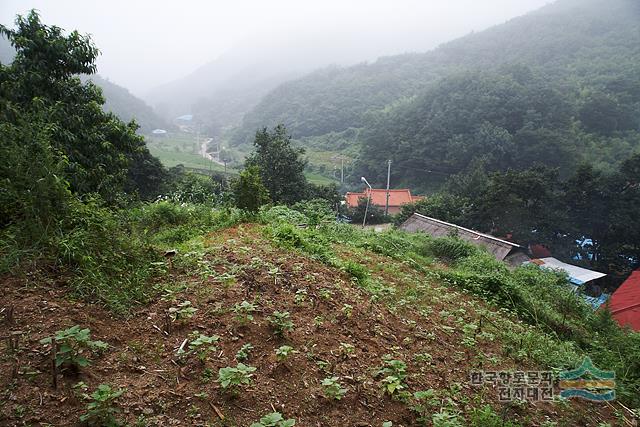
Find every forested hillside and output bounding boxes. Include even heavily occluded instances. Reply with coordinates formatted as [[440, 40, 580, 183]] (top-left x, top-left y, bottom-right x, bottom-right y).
[[86, 75, 172, 134], [233, 0, 640, 187]]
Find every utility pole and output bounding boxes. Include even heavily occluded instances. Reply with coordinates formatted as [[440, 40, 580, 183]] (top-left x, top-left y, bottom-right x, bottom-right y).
[[385, 160, 391, 216], [341, 157, 344, 184]]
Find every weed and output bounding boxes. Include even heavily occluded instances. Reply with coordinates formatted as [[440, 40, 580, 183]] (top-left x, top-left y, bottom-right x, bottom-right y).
[[250, 412, 296, 427], [321, 376, 347, 400], [80, 384, 124, 426], [236, 343, 254, 362], [40, 325, 107, 372], [269, 311, 294, 336]]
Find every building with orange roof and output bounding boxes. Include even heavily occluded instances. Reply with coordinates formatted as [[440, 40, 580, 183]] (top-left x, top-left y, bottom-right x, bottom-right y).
[[344, 188, 424, 215]]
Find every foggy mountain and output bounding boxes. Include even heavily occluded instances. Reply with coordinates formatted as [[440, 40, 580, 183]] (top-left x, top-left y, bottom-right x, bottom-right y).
[[86, 75, 172, 134], [225, 0, 640, 192], [233, 0, 640, 147]]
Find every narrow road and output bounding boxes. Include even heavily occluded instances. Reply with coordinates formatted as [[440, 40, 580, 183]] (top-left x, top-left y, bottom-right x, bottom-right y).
[[199, 137, 224, 166]]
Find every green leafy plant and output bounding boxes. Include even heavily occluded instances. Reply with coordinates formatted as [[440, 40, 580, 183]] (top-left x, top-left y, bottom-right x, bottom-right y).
[[233, 300, 256, 325], [180, 331, 219, 362], [217, 363, 256, 393], [169, 301, 197, 322], [376, 358, 408, 396], [339, 342, 356, 358], [269, 311, 294, 336], [294, 289, 307, 304], [236, 343, 254, 361], [341, 303, 354, 318], [80, 384, 124, 426], [321, 376, 347, 400], [275, 345, 297, 362], [411, 390, 440, 423], [39, 325, 107, 371], [250, 412, 296, 427]]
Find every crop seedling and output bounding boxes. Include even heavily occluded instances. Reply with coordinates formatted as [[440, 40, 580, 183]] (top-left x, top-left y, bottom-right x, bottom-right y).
[[268, 266, 283, 285], [269, 311, 294, 336], [179, 331, 220, 362], [376, 357, 408, 396], [40, 325, 107, 372], [321, 376, 347, 400], [339, 342, 356, 359], [233, 300, 256, 325], [250, 412, 296, 427], [217, 363, 256, 394], [236, 343, 254, 361], [411, 390, 440, 423], [80, 384, 124, 426], [294, 289, 307, 304], [169, 301, 197, 322], [275, 345, 297, 362], [341, 304, 354, 318]]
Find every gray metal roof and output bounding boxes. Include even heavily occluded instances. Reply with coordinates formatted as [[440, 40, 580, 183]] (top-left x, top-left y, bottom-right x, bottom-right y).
[[531, 257, 606, 285], [399, 213, 522, 261]]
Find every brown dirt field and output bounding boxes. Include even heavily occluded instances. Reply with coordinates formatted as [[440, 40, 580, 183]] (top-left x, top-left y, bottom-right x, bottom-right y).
[[0, 224, 625, 426]]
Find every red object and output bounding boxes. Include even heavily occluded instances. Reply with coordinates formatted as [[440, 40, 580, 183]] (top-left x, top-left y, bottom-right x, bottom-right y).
[[345, 189, 424, 215], [609, 270, 640, 331], [530, 244, 552, 258]]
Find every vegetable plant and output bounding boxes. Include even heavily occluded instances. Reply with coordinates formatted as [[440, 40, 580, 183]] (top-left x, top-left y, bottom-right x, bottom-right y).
[[250, 412, 295, 427], [275, 345, 297, 362], [321, 376, 347, 400], [179, 331, 219, 362], [217, 363, 256, 393], [40, 325, 107, 371], [169, 301, 197, 322], [375, 358, 408, 396], [233, 300, 257, 325], [236, 343, 254, 361], [80, 384, 124, 426], [269, 311, 294, 336]]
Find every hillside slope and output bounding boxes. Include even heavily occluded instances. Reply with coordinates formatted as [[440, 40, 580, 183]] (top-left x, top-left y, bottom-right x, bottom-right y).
[[87, 75, 172, 134], [1, 205, 637, 426]]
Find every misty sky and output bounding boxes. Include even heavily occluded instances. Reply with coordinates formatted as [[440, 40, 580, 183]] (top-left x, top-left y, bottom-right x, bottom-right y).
[[1, 0, 551, 95]]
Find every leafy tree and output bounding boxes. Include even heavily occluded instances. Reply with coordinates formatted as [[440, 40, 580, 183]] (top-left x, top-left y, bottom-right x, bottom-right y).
[[245, 125, 308, 204], [0, 10, 165, 208], [233, 166, 270, 212]]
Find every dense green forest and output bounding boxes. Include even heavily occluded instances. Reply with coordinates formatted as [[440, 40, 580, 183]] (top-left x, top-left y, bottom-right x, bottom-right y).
[[232, 0, 640, 187]]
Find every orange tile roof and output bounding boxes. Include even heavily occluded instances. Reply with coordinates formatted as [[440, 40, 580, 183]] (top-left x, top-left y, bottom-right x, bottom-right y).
[[345, 188, 423, 209]]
